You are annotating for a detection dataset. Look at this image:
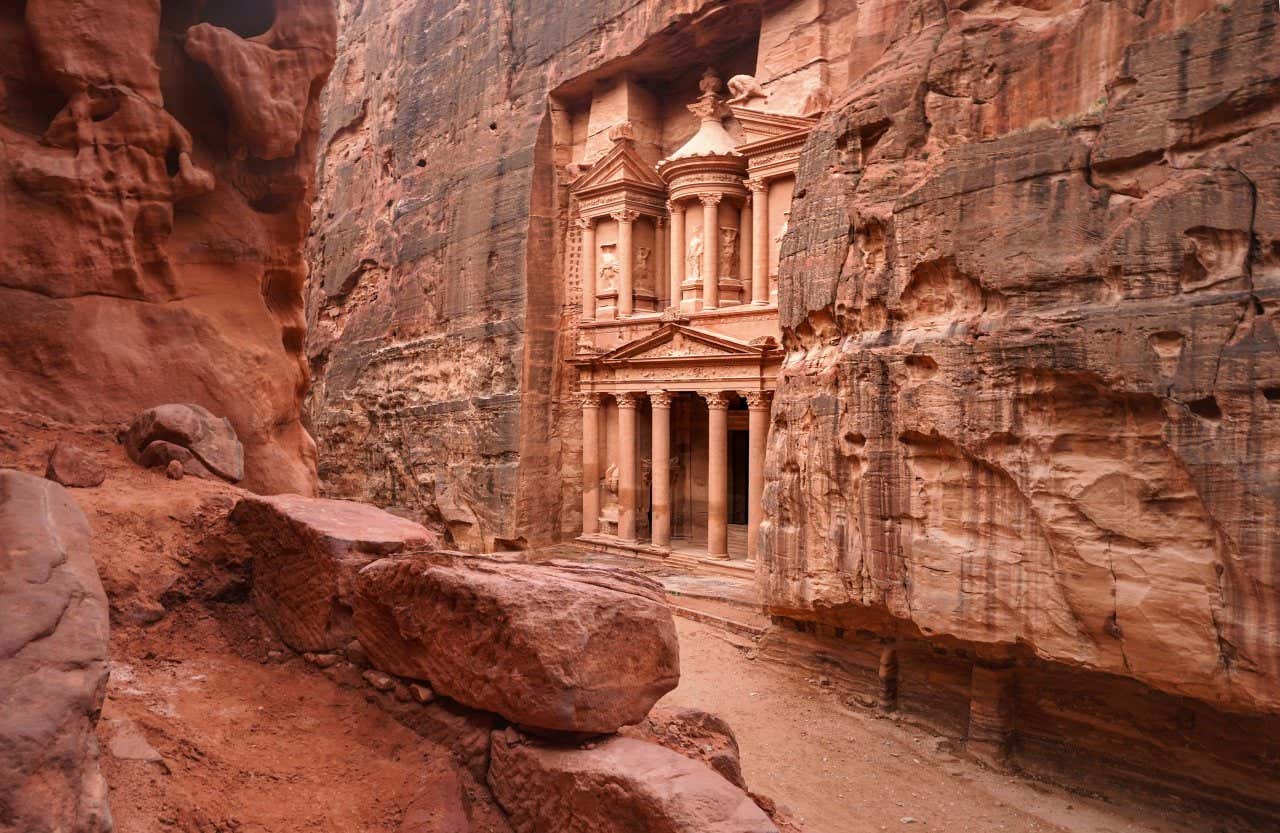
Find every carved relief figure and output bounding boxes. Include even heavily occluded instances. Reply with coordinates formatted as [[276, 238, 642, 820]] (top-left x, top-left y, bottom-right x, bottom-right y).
[[598, 245, 618, 290], [636, 245, 652, 287], [602, 462, 620, 507], [686, 226, 703, 281], [720, 227, 739, 279], [727, 74, 767, 105]]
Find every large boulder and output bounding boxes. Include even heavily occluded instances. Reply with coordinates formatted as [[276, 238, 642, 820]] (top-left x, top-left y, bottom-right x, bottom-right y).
[[0, 470, 112, 833], [354, 553, 679, 734], [229, 493, 442, 652], [122, 404, 245, 483], [488, 730, 779, 833]]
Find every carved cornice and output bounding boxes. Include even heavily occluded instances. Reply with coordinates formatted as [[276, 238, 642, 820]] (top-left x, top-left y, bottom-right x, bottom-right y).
[[744, 391, 773, 409], [648, 390, 673, 408], [702, 391, 730, 410]]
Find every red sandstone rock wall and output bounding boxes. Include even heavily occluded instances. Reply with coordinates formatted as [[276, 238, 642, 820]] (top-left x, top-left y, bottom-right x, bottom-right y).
[[306, 0, 756, 548], [763, 0, 1280, 716], [0, 0, 334, 494]]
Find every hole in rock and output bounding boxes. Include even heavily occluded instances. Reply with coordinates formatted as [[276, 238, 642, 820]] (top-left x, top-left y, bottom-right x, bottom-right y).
[[200, 0, 277, 38], [416, 159, 426, 167], [165, 147, 182, 177], [1187, 396, 1223, 420], [489, 122, 498, 131], [1263, 387, 1280, 402]]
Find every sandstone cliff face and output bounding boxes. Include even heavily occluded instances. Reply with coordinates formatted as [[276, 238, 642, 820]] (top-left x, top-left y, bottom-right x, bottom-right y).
[[763, 0, 1280, 717], [0, 0, 335, 493], [306, 0, 764, 548]]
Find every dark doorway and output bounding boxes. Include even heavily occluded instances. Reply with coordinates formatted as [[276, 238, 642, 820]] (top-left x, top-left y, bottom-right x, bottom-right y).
[[728, 429, 748, 525]]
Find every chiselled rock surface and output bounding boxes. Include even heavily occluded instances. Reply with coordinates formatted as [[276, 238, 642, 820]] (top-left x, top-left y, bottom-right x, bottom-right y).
[[0, 0, 335, 493], [123, 404, 245, 483], [354, 553, 679, 733], [488, 730, 779, 833], [620, 705, 746, 789], [0, 470, 111, 833], [763, 0, 1280, 717], [230, 492, 443, 652]]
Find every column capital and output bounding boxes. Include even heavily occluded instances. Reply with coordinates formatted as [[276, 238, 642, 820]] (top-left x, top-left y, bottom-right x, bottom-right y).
[[611, 209, 640, 223], [741, 192, 752, 207], [744, 391, 773, 410], [745, 178, 768, 193], [654, 216, 667, 229], [616, 391, 643, 409], [666, 199, 684, 214], [698, 193, 722, 206], [578, 391, 604, 408], [701, 391, 730, 410], [648, 390, 674, 408], [575, 215, 595, 230]]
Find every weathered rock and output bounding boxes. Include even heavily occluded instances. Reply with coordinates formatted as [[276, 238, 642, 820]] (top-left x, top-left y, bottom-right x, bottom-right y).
[[229, 492, 442, 652], [0, 470, 112, 833], [45, 441, 106, 488], [123, 404, 244, 483], [398, 763, 472, 833], [488, 730, 779, 833], [0, 0, 334, 494], [354, 553, 680, 734], [164, 459, 186, 481], [140, 440, 214, 480], [620, 706, 745, 789]]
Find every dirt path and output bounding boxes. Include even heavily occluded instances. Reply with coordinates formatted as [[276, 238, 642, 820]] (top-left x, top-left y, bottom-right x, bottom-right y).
[[662, 618, 1231, 833]]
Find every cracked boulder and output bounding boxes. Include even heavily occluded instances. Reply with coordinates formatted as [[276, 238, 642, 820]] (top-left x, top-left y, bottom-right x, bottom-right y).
[[488, 729, 778, 833], [122, 404, 244, 483], [354, 553, 679, 734], [0, 469, 112, 833], [229, 493, 443, 652]]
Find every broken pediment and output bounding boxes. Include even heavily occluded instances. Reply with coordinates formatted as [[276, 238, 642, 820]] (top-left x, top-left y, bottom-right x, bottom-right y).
[[596, 324, 773, 363], [729, 106, 818, 147], [570, 137, 667, 196]]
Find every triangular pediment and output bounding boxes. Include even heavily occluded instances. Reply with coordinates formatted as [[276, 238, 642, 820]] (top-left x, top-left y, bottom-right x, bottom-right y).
[[601, 324, 766, 362], [729, 106, 818, 146], [571, 140, 666, 194]]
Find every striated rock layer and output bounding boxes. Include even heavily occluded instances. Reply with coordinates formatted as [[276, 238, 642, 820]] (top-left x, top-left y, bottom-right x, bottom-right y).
[[762, 0, 1280, 815], [0, 0, 336, 493]]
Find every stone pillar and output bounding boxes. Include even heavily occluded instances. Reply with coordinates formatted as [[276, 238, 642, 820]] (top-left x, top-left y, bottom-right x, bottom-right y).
[[878, 641, 899, 713], [668, 201, 684, 308], [580, 392, 602, 535], [649, 391, 672, 549], [655, 217, 668, 309], [745, 391, 771, 561], [617, 392, 641, 542], [579, 216, 596, 321], [748, 180, 769, 305], [699, 195, 721, 310], [614, 210, 637, 318], [703, 391, 729, 558], [739, 195, 753, 303], [968, 657, 1017, 767]]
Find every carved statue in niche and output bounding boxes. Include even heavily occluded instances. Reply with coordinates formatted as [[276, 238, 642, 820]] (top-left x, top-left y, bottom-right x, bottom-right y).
[[727, 74, 767, 105], [598, 245, 618, 290], [686, 226, 703, 281], [602, 463, 619, 508], [720, 227, 738, 279], [636, 245, 652, 288]]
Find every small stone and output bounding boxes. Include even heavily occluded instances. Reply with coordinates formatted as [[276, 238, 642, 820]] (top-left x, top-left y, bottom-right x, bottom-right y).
[[306, 652, 339, 668], [45, 442, 106, 488], [165, 460, 184, 480], [362, 669, 394, 691], [266, 650, 284, 662], [345, 639, 370, 668], [393, 682, 412, 702], [900, 817, 917, 825], [409, 683, 435, 704]]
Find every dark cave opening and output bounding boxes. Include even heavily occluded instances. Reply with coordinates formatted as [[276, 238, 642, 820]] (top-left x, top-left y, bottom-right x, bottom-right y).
[[198, 0, 277, 39]]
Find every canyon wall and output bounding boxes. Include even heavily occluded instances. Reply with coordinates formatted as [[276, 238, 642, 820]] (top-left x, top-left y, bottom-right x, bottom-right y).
[[306, 0, 784, 548], [762, 0, 1280, 811], [0, 0, 334, 494]]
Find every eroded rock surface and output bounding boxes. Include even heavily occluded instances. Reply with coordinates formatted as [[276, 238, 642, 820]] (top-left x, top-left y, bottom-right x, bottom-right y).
[[0, 0, 335, 493], [230, 492, 443, 652], [123, 404, 245, 483], [354, 553, 680, 734], [488, 729, 779, 833], [764, 0, 1280, 719], [0, 470, 111, 833]]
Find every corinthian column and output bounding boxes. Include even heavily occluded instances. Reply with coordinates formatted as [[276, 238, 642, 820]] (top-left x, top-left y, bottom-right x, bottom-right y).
[[578, 216, 596, 321], [614, 210, 638, 318], [668, 201, 685, 308], [699, 194, 721, 309], [617, 392, 641, 542], [703, 391, 729, 558], [745, 391, 772, 561], [649, 391, 672, 549], [655, 217, 668, 308], [739, 194, 752, 303], [580, 392, 602, 535], [748, 179, 769, 305]]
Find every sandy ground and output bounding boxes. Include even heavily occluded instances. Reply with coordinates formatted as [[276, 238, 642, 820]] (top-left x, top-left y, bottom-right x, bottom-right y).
[[663, 618, 1238, 833]]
